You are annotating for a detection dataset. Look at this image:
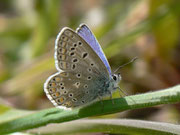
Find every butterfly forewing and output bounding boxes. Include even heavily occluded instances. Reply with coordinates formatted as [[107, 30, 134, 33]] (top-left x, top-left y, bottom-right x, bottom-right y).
[[76, 24, 112, 75], [55, 28, 109, 75], [44, 27, 110, 109]]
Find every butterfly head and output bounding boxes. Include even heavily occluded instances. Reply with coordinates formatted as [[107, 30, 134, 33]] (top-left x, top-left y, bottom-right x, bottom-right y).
[[111, 73, 121, 87]]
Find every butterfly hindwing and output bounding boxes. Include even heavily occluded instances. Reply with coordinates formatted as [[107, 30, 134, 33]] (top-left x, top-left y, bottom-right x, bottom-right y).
[[44, 71, 106, 108]]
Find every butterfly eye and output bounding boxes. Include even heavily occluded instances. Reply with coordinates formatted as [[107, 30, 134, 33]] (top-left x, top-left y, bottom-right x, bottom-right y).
[[113, 75, 117, 81]]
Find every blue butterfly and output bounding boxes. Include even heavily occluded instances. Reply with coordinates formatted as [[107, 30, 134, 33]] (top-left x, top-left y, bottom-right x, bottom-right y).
[[44, 24, 121, 110]]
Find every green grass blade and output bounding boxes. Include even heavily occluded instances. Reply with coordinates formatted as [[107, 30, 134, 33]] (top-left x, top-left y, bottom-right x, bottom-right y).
[[28, 119, 180, 135], [0, 85, 180, 134]]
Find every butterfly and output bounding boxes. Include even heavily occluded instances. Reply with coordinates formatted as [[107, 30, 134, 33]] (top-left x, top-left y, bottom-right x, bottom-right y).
[[44, 24, 121, 110]]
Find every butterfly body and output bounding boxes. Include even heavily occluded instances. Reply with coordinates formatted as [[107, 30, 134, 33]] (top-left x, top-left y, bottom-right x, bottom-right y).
[[44, 24, 121, 110]]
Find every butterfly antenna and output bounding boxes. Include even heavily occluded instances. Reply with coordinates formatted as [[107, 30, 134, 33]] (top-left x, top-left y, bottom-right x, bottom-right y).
[[113, 57, 138, 73]]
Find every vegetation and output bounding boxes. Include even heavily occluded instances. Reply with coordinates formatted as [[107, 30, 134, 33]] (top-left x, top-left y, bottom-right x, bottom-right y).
[[0, 0, 180, 134]]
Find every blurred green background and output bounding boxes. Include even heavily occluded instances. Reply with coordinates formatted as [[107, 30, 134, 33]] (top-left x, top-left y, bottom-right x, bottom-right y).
[[0, 0, 180, 124]]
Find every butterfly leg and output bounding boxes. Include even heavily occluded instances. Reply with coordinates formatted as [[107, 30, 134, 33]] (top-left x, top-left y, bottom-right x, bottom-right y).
[[98, 95, 104, 112], [107, 90, 114, 104], [116, 86, 128, 97], [117, 87, 135, 103]]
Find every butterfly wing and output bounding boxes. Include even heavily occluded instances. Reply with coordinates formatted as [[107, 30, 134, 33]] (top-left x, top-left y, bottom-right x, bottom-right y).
[[76, 24, 112, 75], [44, 27, 110, 109]]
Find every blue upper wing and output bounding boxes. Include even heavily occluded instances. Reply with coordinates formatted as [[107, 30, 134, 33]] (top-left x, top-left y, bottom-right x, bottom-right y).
[[76, 24, 111, 75]]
